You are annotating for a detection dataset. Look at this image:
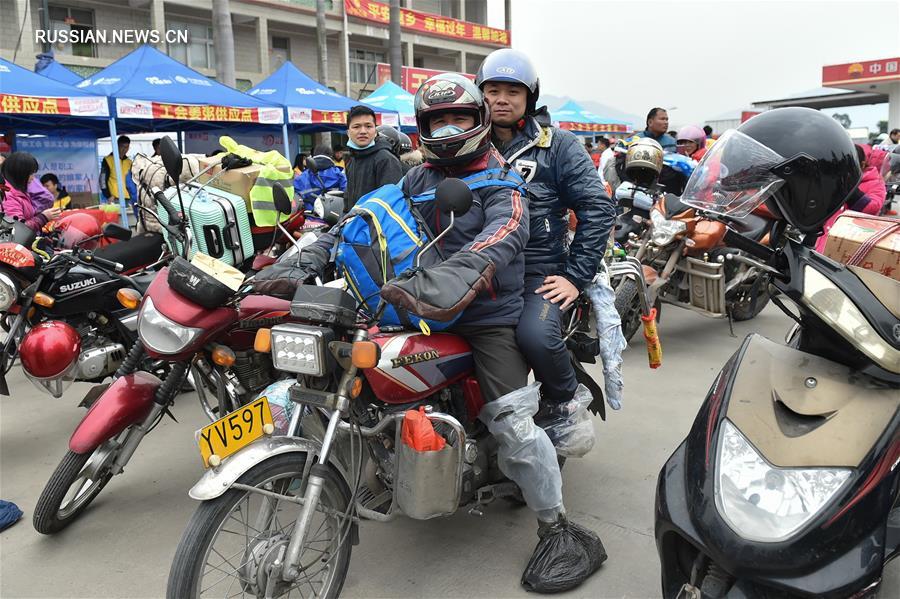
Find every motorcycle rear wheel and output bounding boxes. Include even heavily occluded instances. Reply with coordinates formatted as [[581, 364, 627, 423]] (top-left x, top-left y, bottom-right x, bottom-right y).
[[167, 453, 352, 599], [33, 445, 115, 534]]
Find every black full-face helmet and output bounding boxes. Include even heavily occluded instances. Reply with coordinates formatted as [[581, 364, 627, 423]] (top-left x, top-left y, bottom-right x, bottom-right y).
[[376, 125, 402, 156], [681, 107, 862, 234]]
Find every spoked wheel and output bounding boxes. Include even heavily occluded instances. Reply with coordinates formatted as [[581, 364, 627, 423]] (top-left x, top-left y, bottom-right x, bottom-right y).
[[167, 453, 352, 599], [33, 441, 118, 534]]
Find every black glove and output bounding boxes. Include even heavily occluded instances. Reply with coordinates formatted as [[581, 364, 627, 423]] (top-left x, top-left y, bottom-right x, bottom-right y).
[[380, 250, 495, 322], [252, 243, 331, 299], [221, 153, 252, 170]]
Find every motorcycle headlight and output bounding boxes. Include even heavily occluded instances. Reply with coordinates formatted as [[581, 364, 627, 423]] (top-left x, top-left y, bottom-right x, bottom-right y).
[[270, 323, 331, 376], [0, 272, 19, 312], [650, 209, 686, 246], [715, 419, 851, 542], [138, 297, 203, 354], [802, 266, 900, 373]]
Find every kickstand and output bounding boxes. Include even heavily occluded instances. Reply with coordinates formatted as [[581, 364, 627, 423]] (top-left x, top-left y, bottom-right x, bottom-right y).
[[726, 308, 736, 338]]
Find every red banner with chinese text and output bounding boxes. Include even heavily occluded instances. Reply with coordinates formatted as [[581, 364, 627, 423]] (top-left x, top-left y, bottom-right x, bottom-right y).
[[115, 99, 283, 124], [345, 0, 510, 46], [0, 94, 108, 117], [823, 57, 900, 87], [558, 122, 630, 134], [376, 63, 475, 95]]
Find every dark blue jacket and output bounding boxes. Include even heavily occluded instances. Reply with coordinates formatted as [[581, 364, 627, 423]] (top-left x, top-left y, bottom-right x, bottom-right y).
[[495, 111, 615, 290], [293, 156, 347, 211], [401, 149, 529, 326]]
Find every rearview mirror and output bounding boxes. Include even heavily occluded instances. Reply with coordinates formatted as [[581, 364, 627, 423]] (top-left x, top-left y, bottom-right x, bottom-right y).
[[272, 182, 293, 215], [305, 156, 318, 174], [160, 137, 183, 181], [101, 222, 132, 241], [435, 178, 473, 217]]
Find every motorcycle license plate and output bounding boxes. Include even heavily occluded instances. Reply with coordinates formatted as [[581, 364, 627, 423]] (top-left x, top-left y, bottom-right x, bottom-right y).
[[196, 398, 274, 468]]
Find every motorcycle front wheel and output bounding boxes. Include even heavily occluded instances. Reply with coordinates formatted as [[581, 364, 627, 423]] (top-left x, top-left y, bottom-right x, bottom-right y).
[[167, 453, 352, 599], [33, 443, 116, 534]]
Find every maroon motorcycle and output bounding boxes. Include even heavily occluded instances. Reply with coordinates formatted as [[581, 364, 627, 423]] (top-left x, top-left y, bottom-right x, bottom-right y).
[[32, 139, 303, 534]]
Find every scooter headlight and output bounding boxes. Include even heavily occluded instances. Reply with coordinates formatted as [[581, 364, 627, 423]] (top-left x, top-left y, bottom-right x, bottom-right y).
[[715, 419, 851, 542], [650, 209, 686, 246], [802, 266, 900, 373], [138, 297, 203, 354]]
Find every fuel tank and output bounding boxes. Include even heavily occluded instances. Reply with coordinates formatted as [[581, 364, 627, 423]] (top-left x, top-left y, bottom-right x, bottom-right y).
[[44, 264, 128, 317], [365, 331, 475, 403]]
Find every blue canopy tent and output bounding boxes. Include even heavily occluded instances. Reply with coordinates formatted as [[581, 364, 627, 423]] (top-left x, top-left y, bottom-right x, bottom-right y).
[[248, 61, 399, 156], [35, 60, 83, 86], [73, 45, 284, 224], [362, 81, 416, 133], [551, 100, 631, 136]]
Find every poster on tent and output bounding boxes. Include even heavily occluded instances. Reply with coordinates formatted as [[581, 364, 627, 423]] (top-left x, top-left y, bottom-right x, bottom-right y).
[[17, 136, 99, 206], [184, 130, 286, 156]]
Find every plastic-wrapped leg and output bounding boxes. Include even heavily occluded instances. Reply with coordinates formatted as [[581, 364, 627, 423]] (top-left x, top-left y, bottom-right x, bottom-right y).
[[478, 383, 606, 593]]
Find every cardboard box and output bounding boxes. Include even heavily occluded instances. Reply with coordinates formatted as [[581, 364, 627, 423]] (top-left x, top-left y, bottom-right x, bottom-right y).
[[196, 157, 291, 203], [822, 211, 900, 281]]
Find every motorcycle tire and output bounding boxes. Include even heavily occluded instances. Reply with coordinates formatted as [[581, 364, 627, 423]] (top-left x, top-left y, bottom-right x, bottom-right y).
[[613, 278, 643, 343], [33, 449, 114, 534], [167, 453, 352, 599], [729, 278, 772, 322]]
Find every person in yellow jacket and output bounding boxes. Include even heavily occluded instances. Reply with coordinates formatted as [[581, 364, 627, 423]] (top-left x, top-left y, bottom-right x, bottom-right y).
[[100, 135, 137, 216], [39, 173, 71, 209]]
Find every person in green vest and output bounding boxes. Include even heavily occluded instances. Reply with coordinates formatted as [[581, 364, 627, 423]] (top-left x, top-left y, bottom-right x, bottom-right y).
[[100, 135, 137, 217]]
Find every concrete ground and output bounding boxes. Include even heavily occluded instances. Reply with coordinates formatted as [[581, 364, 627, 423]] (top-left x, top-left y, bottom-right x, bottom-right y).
[[1, 305, 897, 598]]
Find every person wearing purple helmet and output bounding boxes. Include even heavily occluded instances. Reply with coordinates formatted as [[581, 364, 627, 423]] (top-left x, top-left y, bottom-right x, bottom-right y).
[[676, 125, 708, 161]]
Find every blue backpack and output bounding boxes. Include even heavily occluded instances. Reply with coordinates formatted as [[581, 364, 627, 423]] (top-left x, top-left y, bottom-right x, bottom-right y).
[[335, 168, 524, 332]]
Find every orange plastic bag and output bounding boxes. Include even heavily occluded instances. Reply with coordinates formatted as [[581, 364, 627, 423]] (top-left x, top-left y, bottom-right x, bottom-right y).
[[642, 308, 662, 369], [401, 406, 446, 452]]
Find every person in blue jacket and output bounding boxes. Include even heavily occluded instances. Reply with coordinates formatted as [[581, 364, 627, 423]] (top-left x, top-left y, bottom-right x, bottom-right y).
[[292, 144, 347, 211], [637, 107, 678, 152], [477, 49, 616, 432]]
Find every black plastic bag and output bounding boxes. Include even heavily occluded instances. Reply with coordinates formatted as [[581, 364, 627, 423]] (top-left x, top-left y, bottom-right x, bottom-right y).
[[521, 520, 607, 593]]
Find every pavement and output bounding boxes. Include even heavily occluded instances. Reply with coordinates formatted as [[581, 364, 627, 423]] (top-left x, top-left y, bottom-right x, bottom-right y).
[[1, 304, 898, 598]]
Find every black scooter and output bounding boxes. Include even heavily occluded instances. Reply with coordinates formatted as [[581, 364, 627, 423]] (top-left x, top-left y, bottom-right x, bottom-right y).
[[655, 219, 900, 598]]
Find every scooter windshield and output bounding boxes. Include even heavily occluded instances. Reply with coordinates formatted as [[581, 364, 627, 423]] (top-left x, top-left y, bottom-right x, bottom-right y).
[[681, 129, 786, 218]]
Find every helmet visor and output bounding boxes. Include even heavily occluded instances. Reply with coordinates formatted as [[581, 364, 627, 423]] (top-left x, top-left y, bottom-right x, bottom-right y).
[[681, 129, 786, 218]]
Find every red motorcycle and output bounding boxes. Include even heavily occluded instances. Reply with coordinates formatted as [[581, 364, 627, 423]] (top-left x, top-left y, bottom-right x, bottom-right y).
[[166, 180, 606, 598], [32, 139, 304, 534]]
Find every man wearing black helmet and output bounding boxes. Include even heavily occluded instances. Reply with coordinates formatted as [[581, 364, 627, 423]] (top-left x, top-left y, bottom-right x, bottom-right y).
[[477, 48, 615, 444]]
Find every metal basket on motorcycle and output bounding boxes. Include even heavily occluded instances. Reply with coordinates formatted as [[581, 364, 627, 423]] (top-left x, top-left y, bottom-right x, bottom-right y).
[[166, 253, 244, 310]]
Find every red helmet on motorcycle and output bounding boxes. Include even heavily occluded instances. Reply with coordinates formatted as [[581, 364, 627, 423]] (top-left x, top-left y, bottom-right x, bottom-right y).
[[20, 321, 82, 398], [55, 212, 101, 249]]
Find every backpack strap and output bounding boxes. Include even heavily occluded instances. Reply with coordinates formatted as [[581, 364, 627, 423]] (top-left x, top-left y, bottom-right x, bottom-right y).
[[409, 168, 525, 204]]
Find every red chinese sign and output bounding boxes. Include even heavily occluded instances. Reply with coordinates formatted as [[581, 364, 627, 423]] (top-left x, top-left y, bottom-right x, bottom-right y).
[[376, 63, 475, 95], [823, 57, 900, 87], [345, 0, 510, 46], [0, 94, 108, 117], [115, 98, 283, 124], [558, 122, 630, 134], [288, 106, 397, 126]]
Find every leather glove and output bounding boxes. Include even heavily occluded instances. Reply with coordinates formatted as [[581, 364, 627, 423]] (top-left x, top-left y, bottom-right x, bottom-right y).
[[380, 250, 495, 322]]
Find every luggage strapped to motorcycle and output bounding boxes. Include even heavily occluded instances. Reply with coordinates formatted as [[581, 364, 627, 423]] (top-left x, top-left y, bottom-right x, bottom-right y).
[[335, 167, 524, 332]]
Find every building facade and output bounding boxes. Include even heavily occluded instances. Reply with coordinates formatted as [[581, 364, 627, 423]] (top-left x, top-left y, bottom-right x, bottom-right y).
[[1, 0, 510, 97]]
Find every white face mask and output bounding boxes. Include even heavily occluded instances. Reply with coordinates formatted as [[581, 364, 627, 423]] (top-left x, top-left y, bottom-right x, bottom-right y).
[[431, 124, 466, 139]]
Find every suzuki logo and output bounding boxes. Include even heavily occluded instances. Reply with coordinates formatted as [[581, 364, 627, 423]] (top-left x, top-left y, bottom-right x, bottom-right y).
[[59, 277, 97, 293]]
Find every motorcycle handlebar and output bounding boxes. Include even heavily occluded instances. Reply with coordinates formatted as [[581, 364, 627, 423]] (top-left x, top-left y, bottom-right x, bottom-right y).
[[152, 187, 182, 226], [80, 252, 124, 273]]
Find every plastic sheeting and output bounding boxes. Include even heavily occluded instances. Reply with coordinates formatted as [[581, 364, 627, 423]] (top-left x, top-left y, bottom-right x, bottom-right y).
[[587, 269, 627, 410], [540, 384, 596, 458], [478, 382, 562, 514]]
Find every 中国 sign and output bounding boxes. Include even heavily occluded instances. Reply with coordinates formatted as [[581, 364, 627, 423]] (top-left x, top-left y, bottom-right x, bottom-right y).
[[823, 57, 900, 87], [345, 0, 510, 46]]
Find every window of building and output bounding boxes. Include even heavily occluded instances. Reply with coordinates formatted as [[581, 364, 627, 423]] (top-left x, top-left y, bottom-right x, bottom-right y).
[[167, 20, 216, 69], [349, 49, 385, 84], [48, 6, 96, 58], [271, 36, 290, 71]]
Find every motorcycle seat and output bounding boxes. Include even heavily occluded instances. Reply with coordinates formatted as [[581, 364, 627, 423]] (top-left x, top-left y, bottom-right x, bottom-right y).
[[731, 213, 770, 242], [94, 232, 165, 275]]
